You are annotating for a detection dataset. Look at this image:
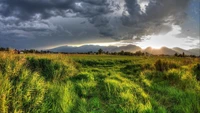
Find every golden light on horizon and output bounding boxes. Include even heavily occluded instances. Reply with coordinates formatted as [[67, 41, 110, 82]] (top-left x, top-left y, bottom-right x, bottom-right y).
[[137, 25, 199, 50], [150, 46, 162, 49]]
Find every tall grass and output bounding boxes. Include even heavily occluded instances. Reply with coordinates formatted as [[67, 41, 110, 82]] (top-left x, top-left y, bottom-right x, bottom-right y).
[[0, 52, 77, 113], [0, 52, 200, 113]]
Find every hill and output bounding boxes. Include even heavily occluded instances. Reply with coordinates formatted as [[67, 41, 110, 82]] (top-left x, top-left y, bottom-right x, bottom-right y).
[[143, 47, 177, 55], [49, 45, 200, 56], [188, 48, 200, 56], [172, 47, 193, 55], [50, 45, 142, 53]]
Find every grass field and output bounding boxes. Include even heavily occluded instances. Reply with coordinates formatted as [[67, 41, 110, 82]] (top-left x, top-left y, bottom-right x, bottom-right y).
[[0, 51, 200, 113]]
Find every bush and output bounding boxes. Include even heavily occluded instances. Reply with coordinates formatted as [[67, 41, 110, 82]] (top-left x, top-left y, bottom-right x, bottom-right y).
[[194, 64, 200, 81], [142, 63, 154, 70], [154, 59, 179, 72]]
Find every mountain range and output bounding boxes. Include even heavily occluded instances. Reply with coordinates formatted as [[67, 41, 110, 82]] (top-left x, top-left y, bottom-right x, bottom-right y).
[[49, 45, 200, 56]]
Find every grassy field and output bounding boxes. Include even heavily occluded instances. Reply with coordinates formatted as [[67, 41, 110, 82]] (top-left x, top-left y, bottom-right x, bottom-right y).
[[0, 51, 200, 113]]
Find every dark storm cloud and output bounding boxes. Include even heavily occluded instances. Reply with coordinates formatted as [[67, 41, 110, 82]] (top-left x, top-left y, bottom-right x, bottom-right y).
[[0, 0, 74, 20], [0, 0, 192, 38], [0, 0, 118, 36], [0, 0, 197, 49], [121, 0, 191, 38], [89, 16, 115, 36]]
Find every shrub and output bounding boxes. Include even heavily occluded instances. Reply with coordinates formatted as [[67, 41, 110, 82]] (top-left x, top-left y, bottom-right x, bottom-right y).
[[165, 69, 182, 83], [154, 59, 179, 72], [193, 64, 200, 81], [142, 63, 154, 70]]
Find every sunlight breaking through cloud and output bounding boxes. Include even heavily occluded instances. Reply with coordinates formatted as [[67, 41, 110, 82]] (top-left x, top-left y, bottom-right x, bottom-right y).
[[137, 25, 199, 50]]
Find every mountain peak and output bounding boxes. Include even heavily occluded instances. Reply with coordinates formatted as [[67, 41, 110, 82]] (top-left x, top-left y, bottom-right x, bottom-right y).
[[49, 44, 200, 55]]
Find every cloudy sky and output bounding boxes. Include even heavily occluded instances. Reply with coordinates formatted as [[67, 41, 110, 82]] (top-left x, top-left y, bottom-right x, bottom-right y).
[[0, 0, 199, 50]]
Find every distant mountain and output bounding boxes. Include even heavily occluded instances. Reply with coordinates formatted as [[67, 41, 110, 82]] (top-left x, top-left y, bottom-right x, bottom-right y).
[[49, 44, 200, 56], [172, 47, 193, 55], [143, 47, 177, 55], [50, 45, 105, 53], [188, 49, 200, 56], [172, 47, 200, 56], [50, 45, 142, 53], [110, 45, 142, 52]]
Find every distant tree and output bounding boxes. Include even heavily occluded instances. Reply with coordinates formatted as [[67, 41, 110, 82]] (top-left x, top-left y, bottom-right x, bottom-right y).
[[183, 52, 185, 57], [87, 51, 93, 54], [0, 47, 6, 51], [190, 55, 196, 58], [142, 52, 145, 56], [119, 50, 125, 55], [106, 51, 109, 55], [98, 49, 103, 54], [178, 53, 184, 57], [135, 51, 143, 56], [111, 52, 117, 55], [29, 49, 36, 53], [145, 52, 150, 56], [6, 47, 9, 51], [174, 53, 178, 57]]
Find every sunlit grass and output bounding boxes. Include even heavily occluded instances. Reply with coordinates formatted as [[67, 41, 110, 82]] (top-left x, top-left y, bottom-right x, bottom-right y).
[[0, 52, 200, 113]]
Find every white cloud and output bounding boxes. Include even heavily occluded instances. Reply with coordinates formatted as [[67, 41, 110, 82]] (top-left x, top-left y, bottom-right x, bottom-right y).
[[137, 0, 149, 13]]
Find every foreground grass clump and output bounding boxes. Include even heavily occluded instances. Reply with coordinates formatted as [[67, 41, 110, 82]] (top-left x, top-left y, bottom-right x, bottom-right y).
[[0, 53, 46, 112], [194, 64, 200, 81], [121, 63, 154, 75], [0, 52, 77, 113], [27, 57, 76, 81], [0, 52, 200, 113], [154, 59, 179, 72]]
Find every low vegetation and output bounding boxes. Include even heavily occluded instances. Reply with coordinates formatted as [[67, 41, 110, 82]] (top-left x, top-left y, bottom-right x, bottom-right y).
[[0, 52, 200, 113], [154, 59, 179, 72]]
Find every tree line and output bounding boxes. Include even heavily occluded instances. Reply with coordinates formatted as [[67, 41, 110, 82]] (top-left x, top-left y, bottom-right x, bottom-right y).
[[0, 47, 199, 57]]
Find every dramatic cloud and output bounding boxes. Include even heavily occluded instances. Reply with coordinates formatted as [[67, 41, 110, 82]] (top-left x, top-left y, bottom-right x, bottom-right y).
[[121, 0, 191, 38], [0, 0, 198, 49], [0, 0, 119, 36]]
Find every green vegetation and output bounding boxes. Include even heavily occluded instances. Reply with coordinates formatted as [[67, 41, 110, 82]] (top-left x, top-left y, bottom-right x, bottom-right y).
[[0, 52, 200, 113]]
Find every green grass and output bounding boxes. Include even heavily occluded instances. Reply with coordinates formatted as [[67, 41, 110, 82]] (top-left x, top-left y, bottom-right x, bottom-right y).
[[0, 52, 200, 113]]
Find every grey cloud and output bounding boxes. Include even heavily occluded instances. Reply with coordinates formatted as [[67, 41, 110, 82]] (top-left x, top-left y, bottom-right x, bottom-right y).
[[0, 0, 117, 36], [121, 0, 191, 37], [89, 16, 115, 36], [0, 0, 197, 49], [0, 19, 59, 40], [0, 0, 192, 39], [0, 0, 74, 20]]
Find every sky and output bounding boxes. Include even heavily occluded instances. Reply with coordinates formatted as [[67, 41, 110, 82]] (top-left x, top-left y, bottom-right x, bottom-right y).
[[0, 0, 199, 50]]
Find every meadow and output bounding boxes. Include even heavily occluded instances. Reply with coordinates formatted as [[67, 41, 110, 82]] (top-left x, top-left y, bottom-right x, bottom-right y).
[[0, 51, 200, 113]]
